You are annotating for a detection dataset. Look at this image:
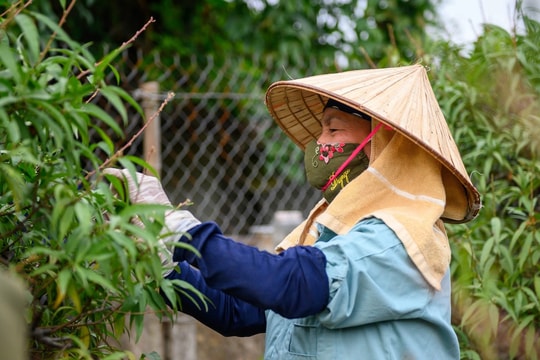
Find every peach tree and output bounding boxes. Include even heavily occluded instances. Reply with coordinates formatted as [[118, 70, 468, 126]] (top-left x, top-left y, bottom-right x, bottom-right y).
[[0, 2, 200, 359]]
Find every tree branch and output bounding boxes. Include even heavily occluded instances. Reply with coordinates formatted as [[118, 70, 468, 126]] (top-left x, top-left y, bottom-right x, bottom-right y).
[[38, 0, 77, 63], [86, 91, 175, 180]]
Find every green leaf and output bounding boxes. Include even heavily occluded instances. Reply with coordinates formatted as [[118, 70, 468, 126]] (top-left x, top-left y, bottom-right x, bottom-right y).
[[109, 85, 143, 117], [112, 313, 126, 340], [64, 103, 90, 144], [78, 103, 123, 136], [95, 47, 124, 81], [102, 353, 135, 360], [479, 237, 494, 273], [14, 13, 40, 65], [0, 108, 20, 142], [143, 285, 167, 314], [77, 266, 117, 293], [74, 200, 93, 236], [67, 282, 82, 313], [0, 42, 21, 84], [140, 351, 162, 360], [509, 315, 535, 357], [57, 269, 72, 296], [118, 156, 161, 177], [99, 86, 128, 123], [32, 12, 79, 50], [164, 278, 209, 312], [134, 303, 146, 341], [51, 185, 75, 241], [53, 268, 71, 308], [518, 233, 534, 271], [33, 99, 74, 136], [509, 222, 527, 252], [27, 106, 64, 146], [534, 275, 540, 300], [520, 286, 540, 310], [487, 302, 500, 336], [490, 217, 502, 243], [0, 163, 25, 210], [89, 124, 115, 155], [498, 246, 514, 275]]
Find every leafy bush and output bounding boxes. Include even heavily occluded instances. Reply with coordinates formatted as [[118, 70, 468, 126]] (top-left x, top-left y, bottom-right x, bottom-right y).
[[432, 14, 540, 360], [0, 3, 200, 359]]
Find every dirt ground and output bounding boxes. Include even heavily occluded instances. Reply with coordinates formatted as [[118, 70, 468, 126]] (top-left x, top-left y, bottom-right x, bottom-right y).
[[195, 231, 271, 360], [196, 323, 265, 360]]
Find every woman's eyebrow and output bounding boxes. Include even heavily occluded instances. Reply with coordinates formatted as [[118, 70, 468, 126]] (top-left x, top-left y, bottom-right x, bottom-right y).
[[322, 114, 349, 128], [320, 114, 331, 126], [321, 114, 342, 126]]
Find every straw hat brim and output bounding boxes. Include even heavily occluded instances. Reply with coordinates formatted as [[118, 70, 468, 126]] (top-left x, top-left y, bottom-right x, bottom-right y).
[[265, 65, 481, 223]]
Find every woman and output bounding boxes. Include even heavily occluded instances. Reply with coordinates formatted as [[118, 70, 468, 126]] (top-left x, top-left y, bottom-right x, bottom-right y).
[[106, 64, 481, 359]]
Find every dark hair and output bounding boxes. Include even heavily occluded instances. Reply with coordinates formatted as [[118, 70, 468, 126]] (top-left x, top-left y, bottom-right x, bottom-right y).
[[324, 98, 371, 121]]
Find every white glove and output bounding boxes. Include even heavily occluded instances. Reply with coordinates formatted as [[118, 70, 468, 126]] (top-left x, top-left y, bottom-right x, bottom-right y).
[[103, 168, 173, 206], [103, 168, 201, 274]]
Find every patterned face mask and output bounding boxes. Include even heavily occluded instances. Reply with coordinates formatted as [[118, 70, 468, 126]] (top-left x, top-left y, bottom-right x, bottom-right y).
[[304, 141, 370, 203]]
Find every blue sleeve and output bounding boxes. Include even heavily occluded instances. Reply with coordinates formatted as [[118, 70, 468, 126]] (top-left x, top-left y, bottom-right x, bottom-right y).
[[315, 218, 435, 328], [164, 261, 266, 337], [172, 222, 329, 319]]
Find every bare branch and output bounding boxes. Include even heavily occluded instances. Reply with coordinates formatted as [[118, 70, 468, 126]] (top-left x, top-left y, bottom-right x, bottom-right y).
[[0, 0, 33, 31], [78, 17, 155, 81], [86, 91, 175, 180], [38, 0, 77, 63], [119, 17, 155, 52], [359, 47, 377, 69]]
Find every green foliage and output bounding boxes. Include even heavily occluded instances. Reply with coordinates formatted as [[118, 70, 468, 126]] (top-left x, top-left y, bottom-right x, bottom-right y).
[[352, 0, 438, 66], [36, 0, 439, 69], [31, 0, 440, 193], [0, 3, 202, 359], [430, 13, 540, 360]]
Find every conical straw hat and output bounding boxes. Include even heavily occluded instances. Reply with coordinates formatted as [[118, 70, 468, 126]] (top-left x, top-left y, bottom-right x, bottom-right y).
[[265, 64, 481, 223]]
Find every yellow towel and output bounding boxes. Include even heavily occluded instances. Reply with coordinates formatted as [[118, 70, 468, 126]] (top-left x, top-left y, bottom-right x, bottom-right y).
[[276, 125, 450, 290]]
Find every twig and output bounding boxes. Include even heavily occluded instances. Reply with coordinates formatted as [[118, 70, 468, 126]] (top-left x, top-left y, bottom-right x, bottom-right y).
[[38, 0, 77, 63], [32, 327, 71, 348], [84, 90, 99, 105], [359, 47, 377, 69], [0, 0, 32, 39], [387, 23, 396, 49], [86, 91, 175, 180], [403, 28, 424, 61], [119, 17, 155, 51], [0, 180, 42, 242], [46, 301, 122, 333], [0, 0, 32, 30], [78, 17, 155, 82]]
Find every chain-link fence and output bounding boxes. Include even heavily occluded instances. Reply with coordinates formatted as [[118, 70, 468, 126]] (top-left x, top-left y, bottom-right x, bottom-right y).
[[98, 50, 337, 236]]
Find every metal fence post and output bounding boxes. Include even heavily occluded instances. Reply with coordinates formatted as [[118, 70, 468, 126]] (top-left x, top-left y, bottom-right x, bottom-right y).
[[128, 82, 198, 360], [141, 81, 162, 175]]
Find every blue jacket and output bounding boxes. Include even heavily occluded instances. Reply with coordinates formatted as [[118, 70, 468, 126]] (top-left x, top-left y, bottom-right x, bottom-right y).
[[165, 217, 460, 359]]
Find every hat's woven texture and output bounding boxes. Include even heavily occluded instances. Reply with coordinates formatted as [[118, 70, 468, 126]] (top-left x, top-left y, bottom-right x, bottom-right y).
[[265, 64, 481, 223]]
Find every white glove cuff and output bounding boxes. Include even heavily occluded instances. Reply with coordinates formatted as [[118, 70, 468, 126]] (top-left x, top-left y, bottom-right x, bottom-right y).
[[159, 210, 201, 277], [165, 210, 201, 235]]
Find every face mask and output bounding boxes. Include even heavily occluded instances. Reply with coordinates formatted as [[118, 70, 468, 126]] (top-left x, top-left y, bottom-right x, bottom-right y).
[[304, 141, 370, 203]]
